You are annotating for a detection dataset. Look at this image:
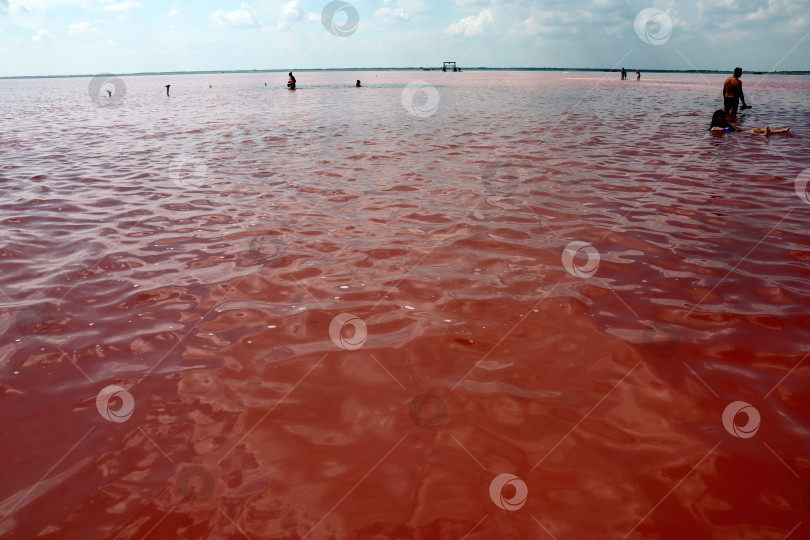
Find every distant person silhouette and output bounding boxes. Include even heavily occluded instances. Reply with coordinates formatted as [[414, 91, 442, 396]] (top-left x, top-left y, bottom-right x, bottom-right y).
[[709, 109, 789, 134], [723, 67, 749, 116], [621, 67, 627, 80], [355, 80, 361, 87], [636, 69, 641, 81], [287, 72, 296, 89], [165, 85, 170, 97], [106, 90, 112, 97]]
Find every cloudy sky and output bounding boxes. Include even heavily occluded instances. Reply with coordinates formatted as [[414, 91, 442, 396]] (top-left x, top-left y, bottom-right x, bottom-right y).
[[0, 0, 808, 77]]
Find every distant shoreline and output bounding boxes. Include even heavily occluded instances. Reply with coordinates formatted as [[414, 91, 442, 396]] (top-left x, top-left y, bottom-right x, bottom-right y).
[[2, 67, 809, 80]]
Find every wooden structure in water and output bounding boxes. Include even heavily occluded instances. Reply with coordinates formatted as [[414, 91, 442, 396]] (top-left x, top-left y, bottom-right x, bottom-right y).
[[442, 62, 460, 72]]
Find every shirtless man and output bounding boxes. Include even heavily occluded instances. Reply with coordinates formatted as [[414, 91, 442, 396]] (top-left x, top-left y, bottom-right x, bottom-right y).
[[723, 67, 748, 116]]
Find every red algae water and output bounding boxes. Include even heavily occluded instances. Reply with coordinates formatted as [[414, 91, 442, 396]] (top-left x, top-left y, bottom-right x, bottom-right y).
[[1, 71, 810, 539]]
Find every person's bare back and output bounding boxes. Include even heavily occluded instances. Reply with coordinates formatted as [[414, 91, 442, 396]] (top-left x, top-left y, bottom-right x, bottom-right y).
[[723, 76, 742, 98], [723, 67, 747, 115]]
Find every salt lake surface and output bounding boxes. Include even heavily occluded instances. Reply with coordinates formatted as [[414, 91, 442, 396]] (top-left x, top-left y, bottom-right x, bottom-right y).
[[1, 70, 810, 538]]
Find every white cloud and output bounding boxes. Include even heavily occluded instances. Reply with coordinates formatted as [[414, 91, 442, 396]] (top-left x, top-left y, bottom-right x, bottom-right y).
[[32, 28, 56, 44], [102, 2, 142, 20], [68, 21, 99, 34], [168, 9, 179, 18], [211, 2, 256, 27], [445, 9, 493, 36], [375, 6, 409, 24], [282, 0, 302, 20], [276, 0, 310, 30]]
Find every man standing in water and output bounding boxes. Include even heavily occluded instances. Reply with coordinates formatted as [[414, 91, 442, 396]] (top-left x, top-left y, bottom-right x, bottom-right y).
[[723, 67, 748, 116], [287, 72, 296, 89]]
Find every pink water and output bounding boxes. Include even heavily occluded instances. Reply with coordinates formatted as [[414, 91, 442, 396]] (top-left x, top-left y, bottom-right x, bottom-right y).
[[1, 71, 810, 539]]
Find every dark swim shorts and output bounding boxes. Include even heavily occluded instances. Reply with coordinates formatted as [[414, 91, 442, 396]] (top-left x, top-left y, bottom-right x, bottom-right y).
[[724, 96, 740, 109]]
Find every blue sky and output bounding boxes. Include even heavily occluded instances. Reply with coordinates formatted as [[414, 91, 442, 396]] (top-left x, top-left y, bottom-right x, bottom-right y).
[[0, 0, 808, 77]]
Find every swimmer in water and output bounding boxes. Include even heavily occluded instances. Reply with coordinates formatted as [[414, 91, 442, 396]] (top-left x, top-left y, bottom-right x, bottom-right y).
[[355, 80, 361, 87], [106, 89, 112, 97], [287, 72, 296, 89], [165, 85, 170, 96], [709, 110, 789, 134]]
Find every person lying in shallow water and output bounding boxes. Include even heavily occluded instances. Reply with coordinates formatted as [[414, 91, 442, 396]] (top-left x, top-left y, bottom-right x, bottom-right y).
[[709, 110, 790, 134]]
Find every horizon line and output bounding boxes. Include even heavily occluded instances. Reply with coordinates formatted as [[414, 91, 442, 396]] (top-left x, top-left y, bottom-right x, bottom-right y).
[[2, 67, 810, 80]]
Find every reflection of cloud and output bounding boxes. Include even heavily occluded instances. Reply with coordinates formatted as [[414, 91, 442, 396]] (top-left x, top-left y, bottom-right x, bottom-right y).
[[212, 2, 256, 27], [445, 9, 492, 36]]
